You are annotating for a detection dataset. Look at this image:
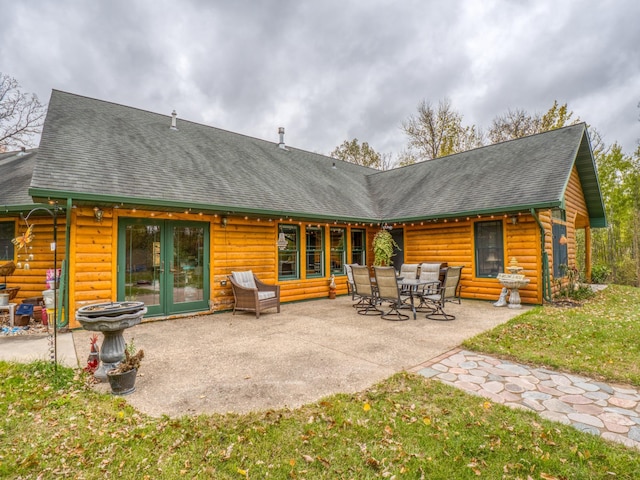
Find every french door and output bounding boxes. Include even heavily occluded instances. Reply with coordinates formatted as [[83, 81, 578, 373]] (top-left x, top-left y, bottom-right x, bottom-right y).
[[117, 218, 209, 316]]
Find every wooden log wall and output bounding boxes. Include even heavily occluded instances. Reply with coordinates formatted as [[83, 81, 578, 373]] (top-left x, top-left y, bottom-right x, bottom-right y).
[[212, 217, 277, 310], [212, 218, 370, 308], [69, 207, 218, 327], [69, 207, 115, 327], [5, 216, 66, 301], [404, 215, 541, 304], [545, 165, 591, 296], [505, 216, 542, 304]]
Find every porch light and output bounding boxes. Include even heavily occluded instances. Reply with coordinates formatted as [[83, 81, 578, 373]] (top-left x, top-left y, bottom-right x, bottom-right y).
[[510, 215, 518, 225], [221, 217, 228, 227], [93, 207, 104, 222], [559, 234, 568, 245]]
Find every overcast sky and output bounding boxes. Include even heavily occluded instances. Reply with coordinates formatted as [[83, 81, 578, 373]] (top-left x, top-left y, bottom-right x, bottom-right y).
[[2, 0, 639, 159]]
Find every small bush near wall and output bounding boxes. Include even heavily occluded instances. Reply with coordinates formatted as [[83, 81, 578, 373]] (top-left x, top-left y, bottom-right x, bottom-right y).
[[590, 264, 610, 284]]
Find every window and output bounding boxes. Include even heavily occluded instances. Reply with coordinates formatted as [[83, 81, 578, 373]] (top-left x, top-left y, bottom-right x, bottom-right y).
[[278, 224, 299, 280], [306, 226, 324, 277], [552, 223, 568, 277], [329, 228, 346, 275], [351, 229, 365, 266], [475, 220, 503, 278], [0, 222, 15, 262]]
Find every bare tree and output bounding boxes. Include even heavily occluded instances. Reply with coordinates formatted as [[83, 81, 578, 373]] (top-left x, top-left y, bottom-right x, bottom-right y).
[[0, 73, 47, 152], [401, 98, 483, 161], [488, 101, 580, 144], [488, 108, 539, 143]]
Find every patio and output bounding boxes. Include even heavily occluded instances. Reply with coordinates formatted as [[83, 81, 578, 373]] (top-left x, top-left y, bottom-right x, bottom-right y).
[[72, 296, 527, 417]]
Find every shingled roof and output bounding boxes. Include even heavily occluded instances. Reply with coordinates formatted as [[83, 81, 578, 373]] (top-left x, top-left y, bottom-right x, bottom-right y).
[[367, 123, 606, 227], [29, 90, 606, 227], [32, 90, 379, 222], [0, 149, 40, 212]]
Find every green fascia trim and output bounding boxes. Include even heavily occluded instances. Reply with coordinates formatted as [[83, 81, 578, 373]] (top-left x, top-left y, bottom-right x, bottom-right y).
[[575, 131, 607, 227], [0, 203, 54, 214], [388, 201, 564, 224], [28, 188, 377, 224], [590, 217, 607, 228]]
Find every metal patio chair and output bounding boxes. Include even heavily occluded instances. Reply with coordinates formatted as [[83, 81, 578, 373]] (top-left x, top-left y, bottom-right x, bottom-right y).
[[351, 265, 381, 315], [374, 266, 410, 321], [420, 266, 463, 321]]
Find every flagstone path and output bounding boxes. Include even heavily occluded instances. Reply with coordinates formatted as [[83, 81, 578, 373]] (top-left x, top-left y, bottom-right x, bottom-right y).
[[411, 348, 640, 450]]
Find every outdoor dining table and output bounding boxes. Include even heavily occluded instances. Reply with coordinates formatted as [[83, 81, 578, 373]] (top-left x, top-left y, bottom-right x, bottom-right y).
[[398, 278, 440, 320]]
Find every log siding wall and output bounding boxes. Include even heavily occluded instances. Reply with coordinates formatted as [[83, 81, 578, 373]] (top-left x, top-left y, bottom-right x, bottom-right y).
[[6, 164, 594, 328], [4, 216, 66, 301], [403, 215, 541, 305], [545, 165, 591, 296]]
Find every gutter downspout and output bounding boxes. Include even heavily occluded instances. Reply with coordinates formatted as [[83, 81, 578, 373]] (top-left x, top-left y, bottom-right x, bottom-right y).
[[530, 208, 552, 303], [64, 198, 72, 327]]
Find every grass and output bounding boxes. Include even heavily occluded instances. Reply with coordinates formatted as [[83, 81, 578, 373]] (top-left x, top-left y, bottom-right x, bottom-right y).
[[2, 284, 640, 479], [463, 284, 640, 386]]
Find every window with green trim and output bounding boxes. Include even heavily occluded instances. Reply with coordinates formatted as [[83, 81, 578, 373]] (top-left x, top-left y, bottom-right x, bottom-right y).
[[0, 222, 15, 262], [306, 226, 324, 277], [351, 229, 365, 266], [474, 220, 503, 278], [278, 224, 299, 280], [552, 223, 568, 278], [330, 228, 346, 275]]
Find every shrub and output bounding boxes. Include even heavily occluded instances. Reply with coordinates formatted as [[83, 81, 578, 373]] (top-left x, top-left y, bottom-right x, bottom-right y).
[[590, 263, 610, 284]]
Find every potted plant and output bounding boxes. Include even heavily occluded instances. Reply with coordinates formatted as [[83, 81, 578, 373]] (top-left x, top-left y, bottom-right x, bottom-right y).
[[373, 230, 398, 267], [106, 338, 144, 395]]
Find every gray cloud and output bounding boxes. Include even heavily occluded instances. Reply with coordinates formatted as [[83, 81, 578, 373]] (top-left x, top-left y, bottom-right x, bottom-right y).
[[2, 0, 638, 158]]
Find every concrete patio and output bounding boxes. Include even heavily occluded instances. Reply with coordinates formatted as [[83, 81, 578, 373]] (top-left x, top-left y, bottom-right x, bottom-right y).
[[68, 296, 527, 417]]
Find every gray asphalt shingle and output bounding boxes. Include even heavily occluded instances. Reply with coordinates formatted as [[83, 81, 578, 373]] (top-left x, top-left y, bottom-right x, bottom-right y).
[[33, 91, 378, 220], [0, 149, 38, 208], [25, 90, 605, 226]]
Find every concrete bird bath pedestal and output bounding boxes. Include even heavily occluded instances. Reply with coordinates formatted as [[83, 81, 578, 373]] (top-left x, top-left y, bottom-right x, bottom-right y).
[[495, 258, 530, 309], [76, 301, 146, 382]]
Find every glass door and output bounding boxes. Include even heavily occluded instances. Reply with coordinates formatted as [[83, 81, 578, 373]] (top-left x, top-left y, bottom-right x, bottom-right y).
[[167, 223, 208, 313], [118, 218, 209, 316]]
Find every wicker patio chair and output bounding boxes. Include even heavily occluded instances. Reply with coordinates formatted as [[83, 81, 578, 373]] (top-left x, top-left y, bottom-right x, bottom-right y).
[[351, 265, 381, 316], [374, 266, 410, 321], [228, 270, 280, 319], [420, 266, 463, 321]]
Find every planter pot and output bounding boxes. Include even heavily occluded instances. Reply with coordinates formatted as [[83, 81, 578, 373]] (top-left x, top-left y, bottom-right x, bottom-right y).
[[107, 368, 137, 395]]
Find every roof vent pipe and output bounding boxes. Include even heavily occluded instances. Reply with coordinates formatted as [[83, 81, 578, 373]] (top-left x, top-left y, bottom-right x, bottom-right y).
[[170, 110, 178, 130], [278, 127, 286, 149]]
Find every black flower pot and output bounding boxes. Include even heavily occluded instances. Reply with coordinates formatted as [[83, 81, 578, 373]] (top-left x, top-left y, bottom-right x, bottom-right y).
[[107, 368, 137, 395]]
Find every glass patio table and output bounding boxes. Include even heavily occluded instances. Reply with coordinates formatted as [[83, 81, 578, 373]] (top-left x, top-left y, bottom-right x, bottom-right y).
[[398, 278, 440, 319]]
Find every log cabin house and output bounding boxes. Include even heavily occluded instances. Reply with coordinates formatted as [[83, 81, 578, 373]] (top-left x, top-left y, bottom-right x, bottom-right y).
[[0, 90, 606, 328]]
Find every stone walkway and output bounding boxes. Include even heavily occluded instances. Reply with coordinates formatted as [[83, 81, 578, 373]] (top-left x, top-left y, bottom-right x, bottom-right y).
[[412, 348, 640, 450]]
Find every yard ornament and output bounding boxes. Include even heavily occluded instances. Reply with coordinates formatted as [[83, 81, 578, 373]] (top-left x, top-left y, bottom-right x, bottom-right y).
[[11, 224, 34, 250]]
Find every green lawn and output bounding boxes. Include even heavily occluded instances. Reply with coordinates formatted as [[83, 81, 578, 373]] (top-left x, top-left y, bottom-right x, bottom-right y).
[[2, 285, 640, 479], [463, 284, 640, 386]]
